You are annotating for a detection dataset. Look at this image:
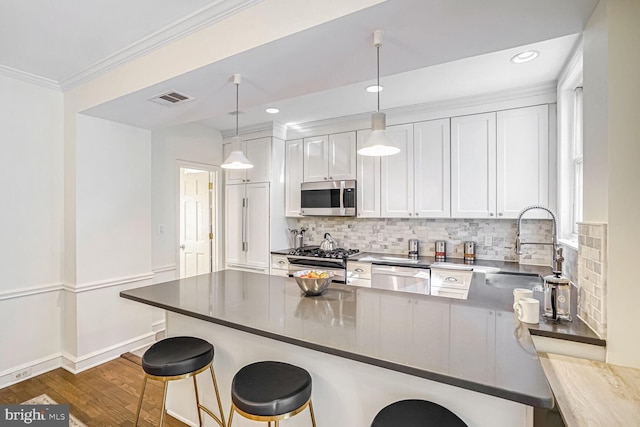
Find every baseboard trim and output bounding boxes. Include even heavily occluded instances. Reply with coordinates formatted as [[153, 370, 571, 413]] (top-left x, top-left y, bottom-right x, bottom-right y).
[[166, 409, 198, 427], [152, 320, 166, 333], [152, 264, 177, 274], [62, 331, 157, 373], [0, 353, 62, 389]]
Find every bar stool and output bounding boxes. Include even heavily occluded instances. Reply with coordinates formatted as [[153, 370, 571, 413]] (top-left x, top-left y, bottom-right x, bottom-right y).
[[371, 399, 467, 427], [228, 361, 316, 426], [134, 336, 225, 427]]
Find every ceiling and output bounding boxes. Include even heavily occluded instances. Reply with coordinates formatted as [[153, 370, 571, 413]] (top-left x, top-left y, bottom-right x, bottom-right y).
[[3, 0, 597, 133]]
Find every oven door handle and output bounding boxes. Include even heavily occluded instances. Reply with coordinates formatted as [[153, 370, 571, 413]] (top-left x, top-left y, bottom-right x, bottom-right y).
[[340, 180, 345, 216]]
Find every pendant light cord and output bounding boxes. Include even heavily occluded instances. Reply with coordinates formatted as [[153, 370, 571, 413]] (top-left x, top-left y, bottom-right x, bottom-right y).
[[376, 44, 380, 113], [235, 82, 239, 137]]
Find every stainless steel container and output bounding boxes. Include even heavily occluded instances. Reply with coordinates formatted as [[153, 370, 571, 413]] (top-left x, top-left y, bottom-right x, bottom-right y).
[[408, 239, 419, 258], [543, 272, 572, 321], [435, 240, 446, 261], [463, 241, 476, 263]]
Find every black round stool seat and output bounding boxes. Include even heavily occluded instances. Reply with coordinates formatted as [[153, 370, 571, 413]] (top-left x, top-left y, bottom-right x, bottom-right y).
[[231, 361, 312, 417], [371, 399, 467, 427], [142, 336, 214, 377]]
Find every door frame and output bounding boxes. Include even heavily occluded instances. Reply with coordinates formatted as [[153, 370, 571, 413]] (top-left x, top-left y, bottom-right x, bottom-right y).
[[175, 160, 222, 276]]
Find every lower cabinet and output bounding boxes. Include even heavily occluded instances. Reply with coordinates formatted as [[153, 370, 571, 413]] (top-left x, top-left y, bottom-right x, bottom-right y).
[[225, 182, 270, 273], [270, 254, 289, 277]]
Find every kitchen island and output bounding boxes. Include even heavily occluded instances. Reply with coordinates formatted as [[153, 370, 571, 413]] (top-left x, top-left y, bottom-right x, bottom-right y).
[[121, 270, 554, 427]]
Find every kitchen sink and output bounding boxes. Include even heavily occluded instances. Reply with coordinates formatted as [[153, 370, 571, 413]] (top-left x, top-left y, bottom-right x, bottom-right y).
[[484, 273, 544, 290]]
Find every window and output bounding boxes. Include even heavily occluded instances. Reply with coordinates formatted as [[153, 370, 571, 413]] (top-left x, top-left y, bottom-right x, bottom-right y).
[[557, 42, 583, 244]]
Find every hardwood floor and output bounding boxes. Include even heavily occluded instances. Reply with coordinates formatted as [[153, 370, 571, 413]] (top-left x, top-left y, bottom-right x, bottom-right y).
[[0, 356, 188, 426]]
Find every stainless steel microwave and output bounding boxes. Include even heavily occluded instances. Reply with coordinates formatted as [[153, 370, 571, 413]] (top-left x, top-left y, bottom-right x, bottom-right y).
[[300, 180, 356, 216]]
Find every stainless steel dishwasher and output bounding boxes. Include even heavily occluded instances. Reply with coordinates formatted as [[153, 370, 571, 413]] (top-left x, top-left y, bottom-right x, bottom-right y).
[[371, 265, 430, 295]]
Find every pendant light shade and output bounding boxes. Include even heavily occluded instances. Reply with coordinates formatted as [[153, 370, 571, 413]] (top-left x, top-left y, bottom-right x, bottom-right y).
[[358, 30, 399, 157], [222, 74, 254, 170]]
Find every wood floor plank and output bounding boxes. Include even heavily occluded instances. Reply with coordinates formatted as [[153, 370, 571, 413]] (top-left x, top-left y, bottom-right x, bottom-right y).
[[0, 357, 188, 427]]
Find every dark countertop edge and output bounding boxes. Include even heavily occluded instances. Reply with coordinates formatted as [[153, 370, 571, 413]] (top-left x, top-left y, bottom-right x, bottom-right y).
[[528, 328, 606, 347], [120, 290, 554, 409]]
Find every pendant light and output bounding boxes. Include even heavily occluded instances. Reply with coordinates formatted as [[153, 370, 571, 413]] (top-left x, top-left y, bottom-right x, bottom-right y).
[[221, 74, 253, 169], [358, 30, 399, 157]]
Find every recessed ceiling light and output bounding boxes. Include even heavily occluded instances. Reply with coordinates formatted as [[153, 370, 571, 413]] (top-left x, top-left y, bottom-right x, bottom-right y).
[[265, 107, 280, 114], [510, 50, 539, 64], [366, 85, 383, 93]]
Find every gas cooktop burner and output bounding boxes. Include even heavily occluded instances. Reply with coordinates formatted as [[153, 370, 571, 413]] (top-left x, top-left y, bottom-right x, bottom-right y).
[[288, 247, 360, 259]]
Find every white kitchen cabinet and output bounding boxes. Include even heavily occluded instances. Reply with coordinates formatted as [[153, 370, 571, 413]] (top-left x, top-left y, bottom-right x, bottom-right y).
[[356, 130, 381, 218], [497, 105, 549, 218], [381, 124, 414, 217], [303, 132, 356, 182], [270, 254, 289, 277], [285, 139, 304, 217], [225, 183, 270, 272], [225, 137, 272, 184], [451, 112, 497, 218], [414, 119, 451, 218]]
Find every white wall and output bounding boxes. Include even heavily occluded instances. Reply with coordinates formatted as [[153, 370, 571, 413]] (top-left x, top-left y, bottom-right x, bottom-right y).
[[601, 0, 640, 368], [151, 123, 223, 273], [0, 75, 63, 386], [68, 115, 155, 365]]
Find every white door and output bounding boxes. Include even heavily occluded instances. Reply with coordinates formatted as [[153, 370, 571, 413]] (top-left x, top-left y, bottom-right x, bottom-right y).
[[303, 135, 329, 182], [225, 184, 245, 266], [451, 112, 497, 218], [328, 131, 357, 180], [245, 182, 270, 269], [381, 124, 414, 218], [356, 130, 381, 218], [285, 139, 304, 217], [179, 168, 211, 278], [497, 105, 549, 218], [414, 119, 451, 218], [246, 137, 272, 183]]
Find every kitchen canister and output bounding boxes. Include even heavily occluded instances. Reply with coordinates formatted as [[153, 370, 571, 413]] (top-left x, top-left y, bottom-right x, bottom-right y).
[[463, 241, 476, 263], [435, 240, 446, 261]]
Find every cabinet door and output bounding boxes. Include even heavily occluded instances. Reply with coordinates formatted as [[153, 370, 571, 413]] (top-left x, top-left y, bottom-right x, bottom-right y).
[[303, 135, 329, 182], [356, 130, 381, 218], [414, 119, 451, 218], [285, 139, 304, 217], [245, 183, 270, 268], [381, 124, 414, 217], [449, 305, 496, 383], [225, 184, 245, 265], [328, 131, 356, 180], [246, 137, 271, 183], [497, 105, 549, 218], [451, 112, 497, 218], [224, 142, 247, 184]]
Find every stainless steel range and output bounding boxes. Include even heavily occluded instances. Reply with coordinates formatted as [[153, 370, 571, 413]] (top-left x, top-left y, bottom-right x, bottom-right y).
[[287, 246, 360, 283]]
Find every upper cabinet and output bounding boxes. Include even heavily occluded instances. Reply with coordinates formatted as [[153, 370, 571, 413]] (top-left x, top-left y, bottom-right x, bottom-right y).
[[414, 119, 451, 218], [226, 137, 272, 184], [451, 112, 497, 218], [303, 131, 356, 182], [451, 106, 549, 218], [380, 124, 414, 217], [496, 105, 549, 219], [285, 139, 304, 217]]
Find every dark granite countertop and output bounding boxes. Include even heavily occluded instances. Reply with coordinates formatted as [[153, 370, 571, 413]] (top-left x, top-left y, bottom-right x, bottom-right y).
[[272, 249, 605, 346], [121, 270, 554, 408]]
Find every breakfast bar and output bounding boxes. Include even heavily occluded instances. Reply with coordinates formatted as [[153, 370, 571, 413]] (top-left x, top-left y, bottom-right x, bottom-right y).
[[121, 270, 556, 427]]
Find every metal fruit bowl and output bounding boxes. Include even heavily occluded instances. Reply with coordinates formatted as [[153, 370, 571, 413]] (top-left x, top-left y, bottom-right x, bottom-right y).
[[293, 270, 334, 296]]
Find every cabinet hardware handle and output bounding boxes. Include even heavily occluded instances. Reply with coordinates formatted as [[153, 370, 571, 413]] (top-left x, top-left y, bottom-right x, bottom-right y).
[[415, 213, 419, 216], [408, 213, 412, 216], [489, 212, 494, 216], [278, 261, 285, 265], [247, 179, 250, 182], [498, 212, 503, 216], [324, 177, 327, 180], [445, 277, 458, 282], [355, 268, 364, 273], [329, 176, 333, 179]]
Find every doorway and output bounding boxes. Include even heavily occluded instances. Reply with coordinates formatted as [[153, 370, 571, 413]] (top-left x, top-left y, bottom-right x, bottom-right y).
[[177, 162, 221, 278]]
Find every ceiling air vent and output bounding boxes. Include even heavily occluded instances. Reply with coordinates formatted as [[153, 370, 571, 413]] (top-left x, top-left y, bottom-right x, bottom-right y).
[[148, 90, 195, 106]]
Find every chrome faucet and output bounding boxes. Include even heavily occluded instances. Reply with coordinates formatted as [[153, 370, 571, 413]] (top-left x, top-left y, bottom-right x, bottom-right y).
[[515, 205, 564, 273]]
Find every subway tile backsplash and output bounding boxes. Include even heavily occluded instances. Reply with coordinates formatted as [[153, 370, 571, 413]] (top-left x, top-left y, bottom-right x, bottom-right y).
[[577, 222, 608, 338], [294, 217, 553, 266]]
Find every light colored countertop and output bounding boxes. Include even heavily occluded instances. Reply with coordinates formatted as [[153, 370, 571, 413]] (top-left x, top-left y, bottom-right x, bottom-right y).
[[538, 353, 640, 426]]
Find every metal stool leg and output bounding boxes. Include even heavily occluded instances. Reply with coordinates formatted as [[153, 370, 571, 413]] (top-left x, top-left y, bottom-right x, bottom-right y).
[[210, 365, 226, 427], [134, 376, 148, 427], [228, 406, 235, 427], [309, 400, 317, 427], [193, 376, 204, 426], [159, 381, 168, 427]]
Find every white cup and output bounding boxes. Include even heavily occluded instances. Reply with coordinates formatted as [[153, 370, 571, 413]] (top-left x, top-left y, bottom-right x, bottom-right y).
[[513, 288, 534, 304], [513, 297, 540, 324]]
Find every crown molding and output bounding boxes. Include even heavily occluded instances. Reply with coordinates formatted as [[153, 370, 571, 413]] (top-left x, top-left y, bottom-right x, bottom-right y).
[[221, 121, 279, 139], [0, 64, 61, 91], [58, 0, 264, 91]]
